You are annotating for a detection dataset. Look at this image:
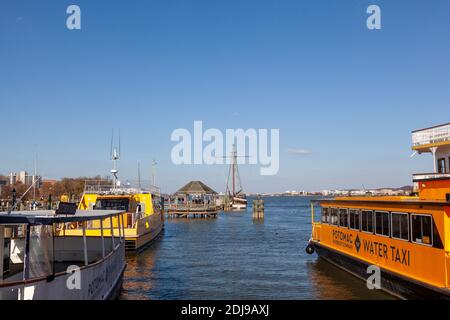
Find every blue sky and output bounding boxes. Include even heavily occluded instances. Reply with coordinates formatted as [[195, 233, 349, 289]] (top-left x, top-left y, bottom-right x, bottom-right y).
[[1, 0, 449, 193]]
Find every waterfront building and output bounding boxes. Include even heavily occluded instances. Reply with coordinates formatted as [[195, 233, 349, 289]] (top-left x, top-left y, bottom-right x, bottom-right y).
[[167, 181, 219, 218]]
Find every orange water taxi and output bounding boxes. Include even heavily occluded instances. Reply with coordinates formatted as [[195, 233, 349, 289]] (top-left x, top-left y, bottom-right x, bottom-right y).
[[307, 122, 450, 299]]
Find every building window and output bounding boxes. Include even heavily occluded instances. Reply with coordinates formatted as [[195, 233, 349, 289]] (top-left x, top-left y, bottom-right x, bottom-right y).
[[339, 209, 348, 228], [411, 214, 433, 245], [349, 209, 360, 230], [375, 211, 390, 237], [391, 212, 409, 241], [361, 210, 374, 233], [321, 207, 329, 224], [437, 158, 446, 173]]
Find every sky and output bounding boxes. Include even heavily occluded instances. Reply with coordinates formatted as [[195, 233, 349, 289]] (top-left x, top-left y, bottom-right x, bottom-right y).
[[1, 0, 449, 193]]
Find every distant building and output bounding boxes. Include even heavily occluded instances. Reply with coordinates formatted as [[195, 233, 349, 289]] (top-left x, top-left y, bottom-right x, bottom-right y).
[[9, 171, 42, 188]]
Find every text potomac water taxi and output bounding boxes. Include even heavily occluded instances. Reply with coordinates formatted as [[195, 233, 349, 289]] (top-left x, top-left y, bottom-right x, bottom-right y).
[[307, 122, 450, 299]]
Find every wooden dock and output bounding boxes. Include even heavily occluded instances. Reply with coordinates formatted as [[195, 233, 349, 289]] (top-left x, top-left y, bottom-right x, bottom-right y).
[[166, 204, 219, 218]]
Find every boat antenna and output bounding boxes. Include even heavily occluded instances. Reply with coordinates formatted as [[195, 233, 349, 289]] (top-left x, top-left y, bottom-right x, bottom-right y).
[[110, 129, 121, 189], [33, 151, 37, 203], [151, 159, 158, 186], [138, 161, 141, 189]]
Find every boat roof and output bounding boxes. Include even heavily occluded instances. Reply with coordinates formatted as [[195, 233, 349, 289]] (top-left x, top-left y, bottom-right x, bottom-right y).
[[0, 209, 125, 225], [317, 197, 450, 207]]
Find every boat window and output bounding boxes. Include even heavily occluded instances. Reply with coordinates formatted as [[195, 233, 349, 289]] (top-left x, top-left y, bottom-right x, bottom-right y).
[[29, 225, 54, 279], [1, 225, 26, 284], [361, 210, 374, 233], [330, 208, 339, 226], [375, 211, 390, 237], [321, 207, 329, 224], [411, 214, 433, 246], [349, 209, 360, 230], [437, 158, 446, 173], [391, 212, 409, 241], [339, 209, 348, 228], [94, 198, 130, 211]]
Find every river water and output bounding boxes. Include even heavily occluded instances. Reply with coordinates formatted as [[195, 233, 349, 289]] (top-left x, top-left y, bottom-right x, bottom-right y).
[[120, 196, 393, 300]]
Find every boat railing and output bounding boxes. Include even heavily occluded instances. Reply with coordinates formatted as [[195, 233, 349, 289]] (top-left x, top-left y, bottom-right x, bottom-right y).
[[84, 180, 115, 193], [413, 172, 450, 181], [83, 180, 161, 196], [0, 210, 125, 293], [412, 123, 450, 147]]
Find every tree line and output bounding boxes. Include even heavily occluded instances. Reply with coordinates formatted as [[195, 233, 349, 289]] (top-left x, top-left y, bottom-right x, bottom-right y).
[[0, 175, 103, 201]]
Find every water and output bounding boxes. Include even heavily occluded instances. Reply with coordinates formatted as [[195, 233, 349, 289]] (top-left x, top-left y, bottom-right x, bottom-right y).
[[120, 196, 393, 300]]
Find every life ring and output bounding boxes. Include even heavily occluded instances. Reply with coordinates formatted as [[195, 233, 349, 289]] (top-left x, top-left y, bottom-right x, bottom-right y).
[[305, 244, 315, 255]]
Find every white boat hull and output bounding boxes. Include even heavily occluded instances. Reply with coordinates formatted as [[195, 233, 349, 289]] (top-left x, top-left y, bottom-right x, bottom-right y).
[[231, 197, 247, 211], [0, 242, 125, 300]]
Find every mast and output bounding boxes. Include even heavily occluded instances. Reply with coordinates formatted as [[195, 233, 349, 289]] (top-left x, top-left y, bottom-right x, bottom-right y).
[[232, 145, 236, 196], [225, 144, 244, 197], [151, 160, 158, 186], [137, 161, 141, 189], [33, 152, 37, 202]]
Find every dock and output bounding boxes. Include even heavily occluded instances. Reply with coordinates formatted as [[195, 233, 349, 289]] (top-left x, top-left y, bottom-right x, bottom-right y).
[[166, 205, 219, 218]]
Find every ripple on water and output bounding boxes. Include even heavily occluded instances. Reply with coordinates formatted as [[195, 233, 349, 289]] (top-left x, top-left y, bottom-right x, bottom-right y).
[[120, 196, 394, 300]]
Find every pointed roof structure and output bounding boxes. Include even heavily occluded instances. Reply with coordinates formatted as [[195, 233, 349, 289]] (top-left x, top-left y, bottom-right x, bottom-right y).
[[175, 181, 217, 195]]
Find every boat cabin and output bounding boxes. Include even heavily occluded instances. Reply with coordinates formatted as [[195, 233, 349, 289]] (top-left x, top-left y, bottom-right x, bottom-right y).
[[309, 122, 450, 299], [0, 209, 126, 300]]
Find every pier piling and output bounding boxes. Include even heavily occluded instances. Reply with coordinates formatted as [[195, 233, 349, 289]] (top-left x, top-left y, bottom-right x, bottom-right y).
[[252, 197, 264, 219]]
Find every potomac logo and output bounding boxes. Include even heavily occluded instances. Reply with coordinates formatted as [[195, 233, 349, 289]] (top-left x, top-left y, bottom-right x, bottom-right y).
[[171, 121, 280, 176], [331, 230, 354, 249]]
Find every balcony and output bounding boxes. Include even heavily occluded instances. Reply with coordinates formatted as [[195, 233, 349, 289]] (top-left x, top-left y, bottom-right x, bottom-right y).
[[413, 173, 450, 182], [412, 122, 450, 151]]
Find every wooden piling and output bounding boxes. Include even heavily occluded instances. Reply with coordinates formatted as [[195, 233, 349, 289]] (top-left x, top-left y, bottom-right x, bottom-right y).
[[252, 197, 264, 219]]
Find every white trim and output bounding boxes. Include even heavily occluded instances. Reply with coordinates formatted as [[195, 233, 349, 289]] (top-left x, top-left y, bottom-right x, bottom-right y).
[[374, 211, 391, 238], [391, 212, 410, 242], [361, 210, 374, 234], [410, 213, 434, 247]]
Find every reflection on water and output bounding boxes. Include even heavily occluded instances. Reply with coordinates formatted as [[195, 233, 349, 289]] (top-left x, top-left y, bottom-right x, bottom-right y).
[[120, 196, 394, 300]]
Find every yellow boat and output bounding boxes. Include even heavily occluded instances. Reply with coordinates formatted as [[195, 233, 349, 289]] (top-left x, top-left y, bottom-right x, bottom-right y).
[[307, 122, 450, 299], [72, 181, 164, 251], [63, 132, 164, 251]]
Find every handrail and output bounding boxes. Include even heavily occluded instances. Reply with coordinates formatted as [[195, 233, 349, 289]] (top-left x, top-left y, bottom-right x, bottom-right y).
[[83, 180, 161, 196], [0, 211, 124, 289], [0, 241, 123, 289]]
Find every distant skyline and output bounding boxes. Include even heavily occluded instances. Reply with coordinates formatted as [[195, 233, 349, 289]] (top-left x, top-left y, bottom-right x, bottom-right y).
[[1, 1, 449, 193]]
